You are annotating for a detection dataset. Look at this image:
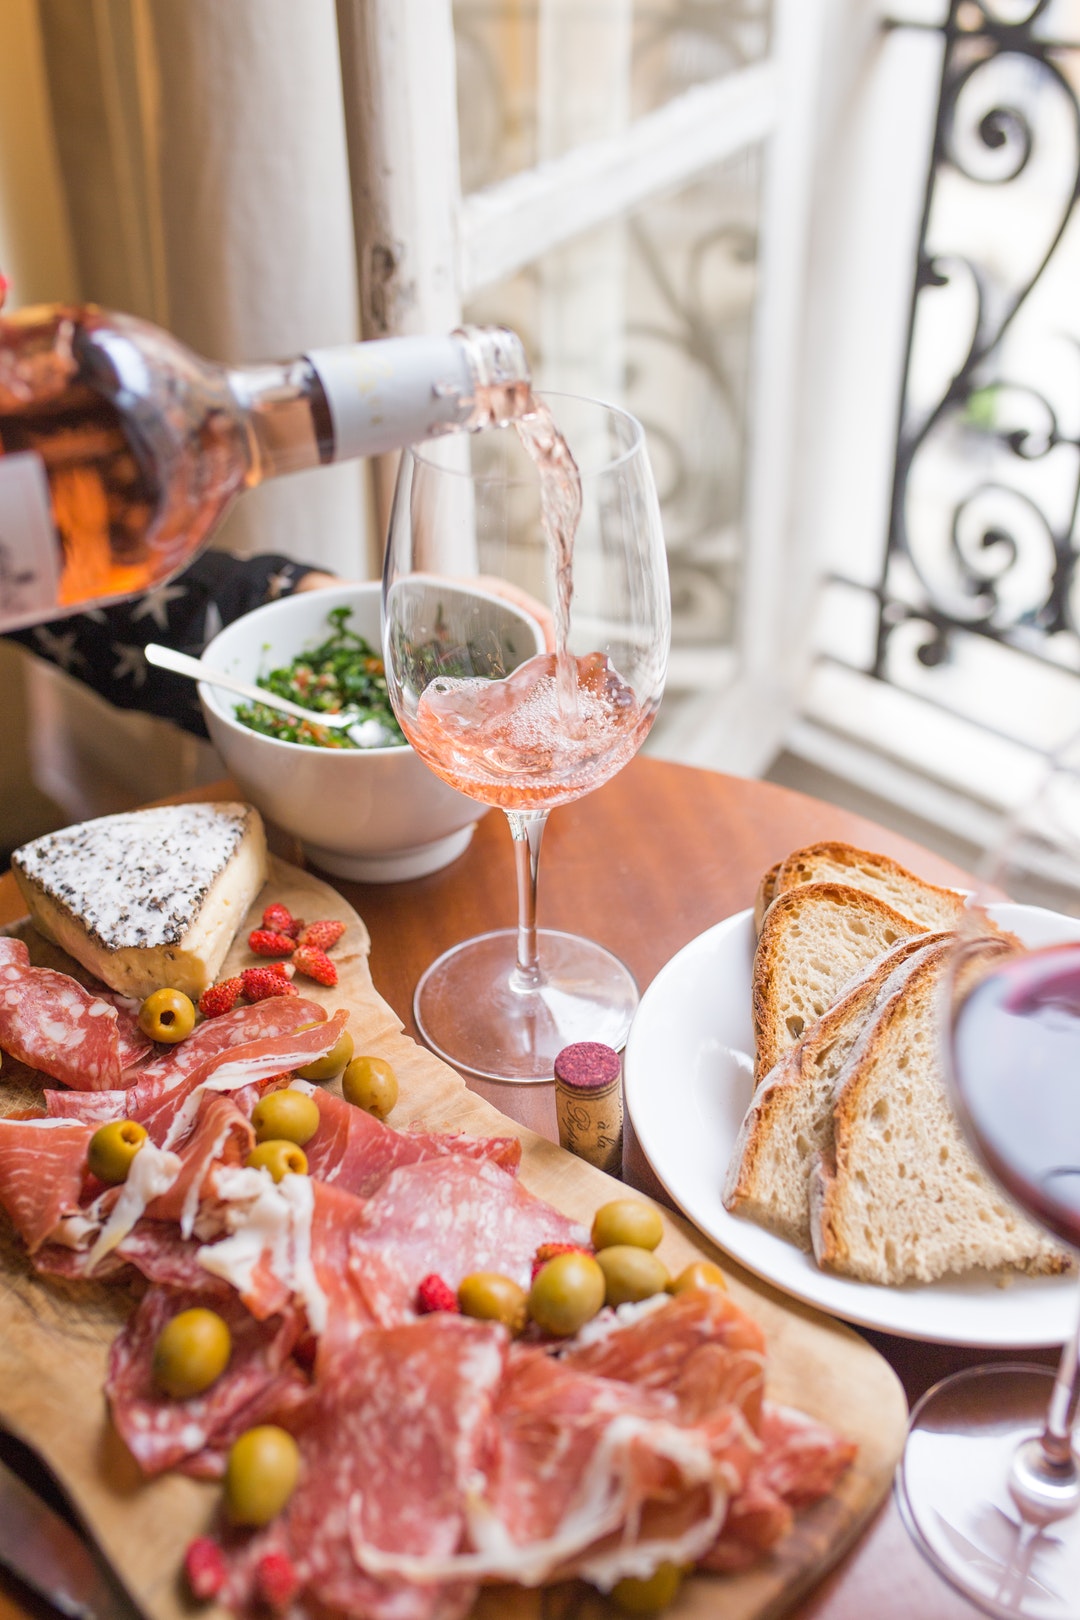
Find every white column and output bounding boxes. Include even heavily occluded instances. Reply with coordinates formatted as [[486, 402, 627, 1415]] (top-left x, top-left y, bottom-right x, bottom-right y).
[[335, 0, 465, 543]]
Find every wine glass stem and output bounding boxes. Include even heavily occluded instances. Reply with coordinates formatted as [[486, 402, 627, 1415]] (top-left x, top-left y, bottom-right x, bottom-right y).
[[1007, 1271, 1080, 1522], [506, 808, 549, 992], [1043, 1272, 1080, 1467]]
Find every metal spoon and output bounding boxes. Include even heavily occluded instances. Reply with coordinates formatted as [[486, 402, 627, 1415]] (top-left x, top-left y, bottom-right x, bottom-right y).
[[143, 643, 400, 747]]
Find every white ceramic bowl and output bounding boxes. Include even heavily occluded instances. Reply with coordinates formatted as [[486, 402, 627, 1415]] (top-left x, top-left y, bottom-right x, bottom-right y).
[[199, 582, 538, 882]]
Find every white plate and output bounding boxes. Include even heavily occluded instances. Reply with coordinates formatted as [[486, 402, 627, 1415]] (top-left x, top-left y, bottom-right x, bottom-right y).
[[624, 902, 1080, 1347]]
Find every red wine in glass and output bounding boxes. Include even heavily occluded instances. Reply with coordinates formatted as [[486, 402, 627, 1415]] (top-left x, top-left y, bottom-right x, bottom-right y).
[[897, 937, 1080, 1618]]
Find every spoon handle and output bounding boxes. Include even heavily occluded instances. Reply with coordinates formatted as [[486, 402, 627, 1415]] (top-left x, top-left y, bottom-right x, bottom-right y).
[[143, 643, 350, 727]]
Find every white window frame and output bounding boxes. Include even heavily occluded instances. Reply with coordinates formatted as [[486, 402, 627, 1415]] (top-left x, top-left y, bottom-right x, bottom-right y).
[[335, 0, 834, 775]]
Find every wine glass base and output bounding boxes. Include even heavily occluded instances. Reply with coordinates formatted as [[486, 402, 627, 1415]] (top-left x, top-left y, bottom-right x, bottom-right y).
[[897, 1364, 1080, 1618], [414, 928, 638, 1083]]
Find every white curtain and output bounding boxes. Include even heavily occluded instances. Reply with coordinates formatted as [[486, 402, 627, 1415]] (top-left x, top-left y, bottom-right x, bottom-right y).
[[0, 0, 371, 842]]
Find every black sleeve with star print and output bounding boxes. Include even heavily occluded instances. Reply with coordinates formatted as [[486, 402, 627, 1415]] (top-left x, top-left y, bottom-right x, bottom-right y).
[[5, 551, 320, 737]]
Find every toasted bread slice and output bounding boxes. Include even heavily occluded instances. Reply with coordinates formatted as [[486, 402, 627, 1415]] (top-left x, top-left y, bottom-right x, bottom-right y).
[[810, 940, 1071, 1284], [725, 933, 946, 1246], [772, 841, 967, 933], [752, 882, 927, 1081], [753, 860, 784, 935]]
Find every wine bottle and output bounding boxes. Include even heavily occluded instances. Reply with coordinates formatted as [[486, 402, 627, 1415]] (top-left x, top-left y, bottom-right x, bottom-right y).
[[0, 304, 530, 632]]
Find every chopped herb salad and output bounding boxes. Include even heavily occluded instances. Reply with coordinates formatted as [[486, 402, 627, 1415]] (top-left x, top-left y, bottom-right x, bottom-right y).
[[234, 606, 406, 749]]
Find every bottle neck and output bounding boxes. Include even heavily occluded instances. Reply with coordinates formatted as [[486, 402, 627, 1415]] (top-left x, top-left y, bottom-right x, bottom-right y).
[[304, 327, 531, 464], [225, 326, 531, 487]]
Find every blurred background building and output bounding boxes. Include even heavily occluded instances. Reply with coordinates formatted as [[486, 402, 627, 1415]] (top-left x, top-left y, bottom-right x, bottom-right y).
[[2, 0, 1078, 885]]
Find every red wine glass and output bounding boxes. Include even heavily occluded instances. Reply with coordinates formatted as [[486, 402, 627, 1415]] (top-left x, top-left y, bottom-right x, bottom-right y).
[[897, 740, 1080, 1616]]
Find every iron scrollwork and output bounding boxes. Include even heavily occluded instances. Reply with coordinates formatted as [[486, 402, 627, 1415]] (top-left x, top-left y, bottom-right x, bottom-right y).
[[873, 0, 1080, 694]]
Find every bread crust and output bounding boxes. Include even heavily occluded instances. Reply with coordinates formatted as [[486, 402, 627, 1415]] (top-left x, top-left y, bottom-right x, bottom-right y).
[[772, 841, 968, 933], [751, 882, 926, 1081]]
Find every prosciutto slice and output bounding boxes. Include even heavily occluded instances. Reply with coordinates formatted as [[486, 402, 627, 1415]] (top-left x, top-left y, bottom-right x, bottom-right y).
[[345, 1292, 767, 1593], [44, 1007, 348, 1154], [701, 1403, 858, 1573], [222, 1316, 507, 1620], [106, 1284, 308, 1478], [0, 938, 142, 1091], [300, 1085, 522, 1196]]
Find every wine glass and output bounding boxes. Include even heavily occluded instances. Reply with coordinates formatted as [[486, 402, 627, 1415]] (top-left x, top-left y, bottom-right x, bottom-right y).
[[381, 392, 670, 1083], [896, 731, 1080, 1616]]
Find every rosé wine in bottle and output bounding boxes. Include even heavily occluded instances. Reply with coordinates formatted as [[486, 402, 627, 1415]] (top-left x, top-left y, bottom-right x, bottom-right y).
[[0, 300, 528, 632]]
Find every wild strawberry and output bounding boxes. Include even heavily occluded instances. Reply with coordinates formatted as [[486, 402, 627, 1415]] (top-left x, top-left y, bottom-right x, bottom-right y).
[[417, 1274, 459, 1314], [261, 901, 296, 936], [298, 918, 345, 952], [241, 966, 299, 1002], [184, 1537, 226, 1600], [254, 1550, 300, 1609], [248, 928, 297, 957], [530, 1241, 593, 1282], [292, 944, 338, 986], [269, 959, 296, 979], [198, 977, 243, 1018]]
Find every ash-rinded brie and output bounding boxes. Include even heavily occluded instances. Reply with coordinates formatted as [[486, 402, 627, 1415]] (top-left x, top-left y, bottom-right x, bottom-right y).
[[12, 802, 268, 999]]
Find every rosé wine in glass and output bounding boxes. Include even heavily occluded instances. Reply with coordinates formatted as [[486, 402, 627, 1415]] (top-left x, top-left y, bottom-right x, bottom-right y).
[[382, 392, 670, 1083]]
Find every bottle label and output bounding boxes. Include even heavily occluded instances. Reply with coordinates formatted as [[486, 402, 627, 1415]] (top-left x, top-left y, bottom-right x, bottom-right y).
[[0, 452, 61, 630]]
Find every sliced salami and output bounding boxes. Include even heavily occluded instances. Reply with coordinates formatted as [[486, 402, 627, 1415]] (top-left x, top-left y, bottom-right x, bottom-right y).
[[106, 1284, 308, 1477], [0, 1116, 93, 1251], [0, 945, 134, 1090], [340, 1156, 585, 1331]]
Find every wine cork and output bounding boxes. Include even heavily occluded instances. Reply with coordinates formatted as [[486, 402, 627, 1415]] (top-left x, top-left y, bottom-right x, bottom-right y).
[[553, 1042, 623, 1176]]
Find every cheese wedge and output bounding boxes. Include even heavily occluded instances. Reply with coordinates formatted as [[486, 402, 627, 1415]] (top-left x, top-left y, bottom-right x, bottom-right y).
[[12, 802, 268, 1000]]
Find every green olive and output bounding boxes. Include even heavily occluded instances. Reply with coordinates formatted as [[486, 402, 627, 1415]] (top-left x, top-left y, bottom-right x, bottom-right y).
[[295, 1029, 354, 1082], [245, 1139, 308, 1181], [152, 1307, 232, 1399], [251, 1089, 321, 1147], [527, 1252, 606, 1337], [457, 1273, 528, 1337], [87, 1118, 147, 1184], [138, 988, 196, 1044], [342, 1055, 398, 1120], [591, 1199, 664, 1253], [224, 1425, 300, 1526], [611, 1562, 687, 1614], [669, 1260, 727, 1296], [595, 1245, 670, 1309]]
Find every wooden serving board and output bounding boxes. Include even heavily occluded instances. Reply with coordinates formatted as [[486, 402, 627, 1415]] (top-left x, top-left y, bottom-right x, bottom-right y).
[[0, 858, 908, 1620]]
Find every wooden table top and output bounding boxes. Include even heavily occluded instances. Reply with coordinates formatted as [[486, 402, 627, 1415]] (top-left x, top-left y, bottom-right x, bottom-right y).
[[0, 754, 1052, 1620]]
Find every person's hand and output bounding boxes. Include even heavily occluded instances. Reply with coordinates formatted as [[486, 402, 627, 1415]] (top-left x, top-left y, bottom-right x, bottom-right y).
[[294, 570, 342, 594]]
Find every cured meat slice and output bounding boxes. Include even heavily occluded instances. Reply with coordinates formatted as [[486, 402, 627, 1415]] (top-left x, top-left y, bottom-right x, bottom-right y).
[[563, 1287, 767, 1429], [43, 1005, 345, 1155], [0, 1117, 93, 1251], [97, 992, 155, 1078], [221, 1315, 506, 1620], [701, 1403, 857, 1573], [0, 945, 135, 1090], [134, 997, 328, 1099], [339, 1292, 800, 1594], [300, 1085, 521, 1197], [341, 1157, 585, 1330], [107, 1284, 308, 1477], [144, 1094, 255, 1236]]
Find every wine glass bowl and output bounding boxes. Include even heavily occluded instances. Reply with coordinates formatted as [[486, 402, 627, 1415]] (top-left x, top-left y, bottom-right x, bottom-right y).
[[897, 737, 1080, 1617], [382, 393, 670, 1082]]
